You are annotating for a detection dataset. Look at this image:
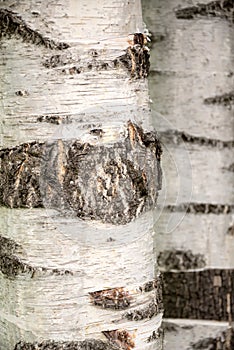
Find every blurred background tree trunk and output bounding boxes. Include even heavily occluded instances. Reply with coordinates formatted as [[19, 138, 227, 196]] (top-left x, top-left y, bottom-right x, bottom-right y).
[[0, 1, 163, 349], [142, 0, 234, 348]]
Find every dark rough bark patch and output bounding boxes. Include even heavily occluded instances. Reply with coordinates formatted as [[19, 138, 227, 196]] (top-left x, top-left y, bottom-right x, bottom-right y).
[[118, 45, 150, 78], [157, 249, 206, 271], [175, 0, 234, 23], [191, 328, 234, 349], [165, 203, 234, 214], [204, 91, 234, 107], [0, 123, 161, 225], [163, 269, 234, 320], [159, 130, 234, 149], [0, 141, 44, 209], [14, 340, 118, 350], [103, 329, 135, 350], [89, 287, 131, 310], [0, 9, 69, 49]]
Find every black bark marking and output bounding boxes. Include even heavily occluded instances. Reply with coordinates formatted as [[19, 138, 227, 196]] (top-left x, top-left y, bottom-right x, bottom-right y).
[[157, 249, 206, 271], [163, 269, 234, 320], [103, 329, 135, 350], [227, 225, 234, 235], [165, 203, 234, 214], [175, 0, 234, 23], [191, 329, 234, 349], [0, 123, 162, 225], [14, 340, 118, 350], [15, 90, 29, 97], [0, 235, 72, 278], [204, 91, 234, 107], [37, 114, 70, 125], [89, 287, 131, 310], [159, 130, 234, 149], [0, 9, 69, 49], [0, 142, 44, 209]]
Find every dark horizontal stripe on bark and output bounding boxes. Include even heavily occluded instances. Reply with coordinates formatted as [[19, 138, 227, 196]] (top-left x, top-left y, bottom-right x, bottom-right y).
[[124, 297, 163, 321], [175, 0, 234, 23], [124, 276, 163, 321], [14, 339, 118, 350], [0, 122, 162, 225], [159, 130, 234, 149], [157, 249, 206, 271], [0, 8, 69, 49], [44, 37, 150, 79], [0, 235, 72, 278], [204, 91, 234, 107], [37, 114, 71, 125], [89, 276, 163, 311], [164, 203, 234, 214], [163, 269, 234, 321]]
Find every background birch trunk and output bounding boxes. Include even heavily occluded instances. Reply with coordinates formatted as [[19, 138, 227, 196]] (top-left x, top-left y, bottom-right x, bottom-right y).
[[0, 1, 163, 349], [142, 0, 234, 348]]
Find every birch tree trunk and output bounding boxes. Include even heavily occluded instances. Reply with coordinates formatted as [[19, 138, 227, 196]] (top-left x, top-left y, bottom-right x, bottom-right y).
[[0, 1, 163, 349], [142, 0, 234, 348]]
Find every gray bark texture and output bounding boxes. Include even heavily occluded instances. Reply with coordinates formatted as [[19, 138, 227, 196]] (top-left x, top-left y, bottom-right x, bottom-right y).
[[0, 1, 163, 349], [142, 0, 234, 349]]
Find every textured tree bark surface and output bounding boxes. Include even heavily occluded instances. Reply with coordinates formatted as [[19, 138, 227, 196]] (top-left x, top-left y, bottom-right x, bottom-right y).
[[142, 0, 234, 349], [0, 1, 163, 349]]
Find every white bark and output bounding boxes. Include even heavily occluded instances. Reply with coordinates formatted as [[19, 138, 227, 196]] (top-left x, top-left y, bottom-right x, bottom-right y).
[[0, 0, 163, 349]]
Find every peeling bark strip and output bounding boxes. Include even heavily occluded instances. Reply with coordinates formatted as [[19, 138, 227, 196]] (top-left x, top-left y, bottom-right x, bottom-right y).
[[0, 234, 72, 278], [0, 122, 161, 225], [89, 287, 131, 310], [14, 339, 118, 350], [191, 329, 234, 349], [0, 9, 69, 49], [157, 250, 206, 271], [163, 269, 234, 320], [165, 203, 234, 214], [103, 329, 135, 350], [175, 0, 234, 23], [159, 130, 234, 149], [204, 91, 234, 107]]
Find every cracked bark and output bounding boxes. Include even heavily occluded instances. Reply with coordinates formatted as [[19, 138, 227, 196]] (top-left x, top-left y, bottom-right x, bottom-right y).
[[0, 1, 163, 349]]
